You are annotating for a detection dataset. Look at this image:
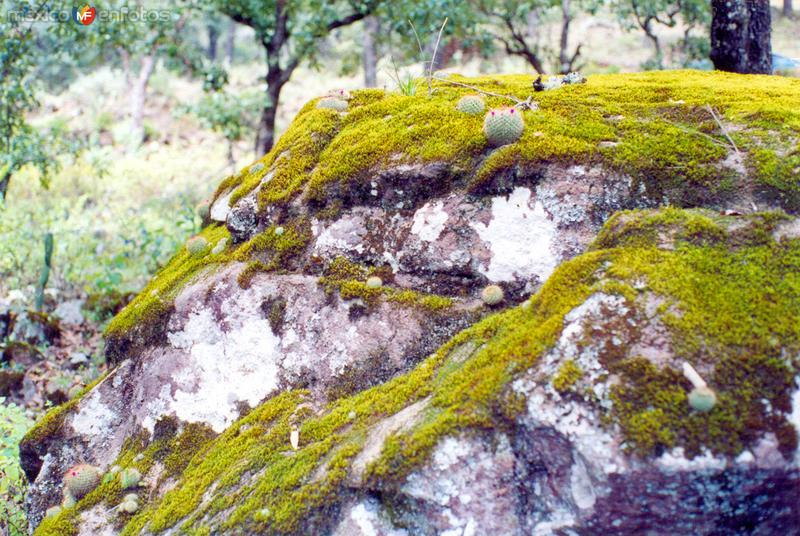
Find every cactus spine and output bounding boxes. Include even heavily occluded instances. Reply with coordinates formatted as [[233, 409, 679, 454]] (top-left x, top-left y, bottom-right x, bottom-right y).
[[481, 284, 505, 305]]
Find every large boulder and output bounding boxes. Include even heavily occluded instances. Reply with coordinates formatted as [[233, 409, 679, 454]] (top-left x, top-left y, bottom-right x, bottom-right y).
[[21, 71, 800, 535]]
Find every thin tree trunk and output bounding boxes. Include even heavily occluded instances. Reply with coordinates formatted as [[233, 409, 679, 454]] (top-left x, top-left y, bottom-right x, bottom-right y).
[[710, 0, 771, 74], [227, 139, 235, 170], [208, 24, 219, 61], [559, 0, 571, 73], [225, 20, 236, 65], [130, 54, 156, 145], [255, 64, 287, 155], [784, 0, 793, 17], [363, 16, 378, 87]]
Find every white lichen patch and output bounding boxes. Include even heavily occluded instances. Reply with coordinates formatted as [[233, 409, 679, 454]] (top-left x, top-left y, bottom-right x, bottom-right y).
[[411, 200, 449, 242], [71, 389, 117, 439], [312, 214, 367, 256], [332, 498, 408, 536], [151, 291, 282, 433], [655, 447, 727, 473], [470, 187, 557, 283], [791, 382, 800, 465], [401, 434, 519, 535]]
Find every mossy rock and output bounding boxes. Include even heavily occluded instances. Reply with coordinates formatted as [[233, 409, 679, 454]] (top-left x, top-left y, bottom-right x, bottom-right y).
[[23, 72, 800, 535]]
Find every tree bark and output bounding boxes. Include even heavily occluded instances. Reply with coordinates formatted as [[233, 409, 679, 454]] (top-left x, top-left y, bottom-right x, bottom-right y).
[[208, 24, 219, 61], [254, 60, 290, 156], [710, 0, 772, 74], [225, 19, 235, 65], [784, 0, 793, 17], [363, 16, 378, 87], [130, 54, 156, 145]]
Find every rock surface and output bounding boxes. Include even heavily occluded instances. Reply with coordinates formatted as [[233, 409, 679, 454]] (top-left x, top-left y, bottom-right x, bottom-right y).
[[21, 72, 800, 535]]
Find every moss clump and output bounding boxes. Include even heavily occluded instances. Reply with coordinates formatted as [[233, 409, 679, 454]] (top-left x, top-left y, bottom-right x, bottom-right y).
[[319, 257, 453, 312], [552, 360, 582, 393]]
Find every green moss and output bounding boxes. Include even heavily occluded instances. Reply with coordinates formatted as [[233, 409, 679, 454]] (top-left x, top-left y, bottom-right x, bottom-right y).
[[552, 360, 582, 393], [318, 257, 453, 312]]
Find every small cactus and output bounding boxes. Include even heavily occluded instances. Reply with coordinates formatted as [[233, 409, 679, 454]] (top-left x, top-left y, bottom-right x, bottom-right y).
[[317, 97, 348, 112], [366, 276, 383, 289], [45, 506, 62, 518], [481, 284, 504, 305], [62, 493, 76, 508], [186, 236, 208, 256], [118, 468, 142, 490], [119, 498, 139, 514], [456, 95, 485, 115], [329, 88, 352, 100], [688, 386, 717, 412], [211, 237, 228, 255], [483, 107, 524, 147], [274, 226, 285, 236], [63, 464, 102, 499], [123, 493, 139, 503]]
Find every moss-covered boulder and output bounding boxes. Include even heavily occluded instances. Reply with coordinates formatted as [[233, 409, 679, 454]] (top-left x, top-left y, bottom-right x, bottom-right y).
[[21, 72, 800, 535]]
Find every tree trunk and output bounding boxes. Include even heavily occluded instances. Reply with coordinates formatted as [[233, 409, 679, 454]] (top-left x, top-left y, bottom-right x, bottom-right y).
[[710, 0, 772, 74], [559, 0, 571, 73], [784, 0, 793, 17], [363, 16, 378, 87], [130, 55, 156, 146], [225, 20, 236, 65], [208, 24, 219, 61], [255, 68, 285, 156]]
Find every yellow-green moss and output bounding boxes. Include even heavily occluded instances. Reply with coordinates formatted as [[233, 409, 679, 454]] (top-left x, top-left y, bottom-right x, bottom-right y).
[[552, 360, 583, 393], [318, 256, 453, 312]]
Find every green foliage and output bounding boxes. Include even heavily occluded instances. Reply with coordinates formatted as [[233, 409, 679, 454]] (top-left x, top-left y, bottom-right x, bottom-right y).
[[0, 397, 33, 536], [182, 91, 260, 144], [0, 5, 51, 199], [483, 107, 525, 147]]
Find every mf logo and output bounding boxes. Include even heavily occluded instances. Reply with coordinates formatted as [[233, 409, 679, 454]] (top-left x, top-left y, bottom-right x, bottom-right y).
[[72, 5, 96, 25]]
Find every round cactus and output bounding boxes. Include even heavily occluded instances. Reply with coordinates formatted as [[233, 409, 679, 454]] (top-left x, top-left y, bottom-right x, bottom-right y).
[[45, 506, 62, 518], [118, 468, 142, 490], [366, 276, 383, 289], [481, 284, 505, 305], [329, 88, 352, 100], [63, 464, 102, 499], [456, 95, 485, 115], [483, 107, 525, 147], [186, 236, 208, 256], [688, 386, 717, 412], [119, 498, 139, 514], [274, 226, 285, 236], [123, 493, 139, 503], [317, 97, 348, 112]]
